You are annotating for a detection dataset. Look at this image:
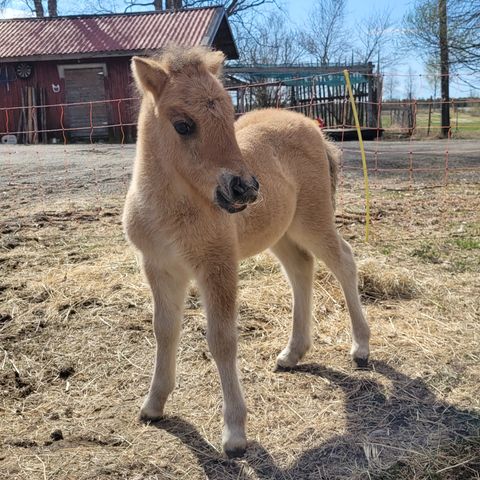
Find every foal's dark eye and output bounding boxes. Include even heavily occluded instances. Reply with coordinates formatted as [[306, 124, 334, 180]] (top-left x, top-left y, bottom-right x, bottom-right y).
[[173, 120, 195, 136]]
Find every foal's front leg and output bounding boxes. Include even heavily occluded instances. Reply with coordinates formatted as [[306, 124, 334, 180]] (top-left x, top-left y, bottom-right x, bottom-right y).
[[140, 258, 189, 420], [196, 257, 247, 458]]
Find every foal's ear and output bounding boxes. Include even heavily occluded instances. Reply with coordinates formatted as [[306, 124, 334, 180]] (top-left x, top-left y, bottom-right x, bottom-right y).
[[205, 50, 225, 77], [131, 56, 168, 99]]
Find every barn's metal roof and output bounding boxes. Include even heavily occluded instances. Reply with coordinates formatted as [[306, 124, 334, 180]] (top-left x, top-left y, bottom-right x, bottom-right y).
[[0, 7, 238, 62]]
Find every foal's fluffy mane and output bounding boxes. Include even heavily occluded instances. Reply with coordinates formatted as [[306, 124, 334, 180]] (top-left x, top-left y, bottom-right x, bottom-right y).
[[154, 44, 225, 76]]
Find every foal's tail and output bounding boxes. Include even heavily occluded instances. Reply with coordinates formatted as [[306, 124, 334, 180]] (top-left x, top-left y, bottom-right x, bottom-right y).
[[325, 139, 340, 210]]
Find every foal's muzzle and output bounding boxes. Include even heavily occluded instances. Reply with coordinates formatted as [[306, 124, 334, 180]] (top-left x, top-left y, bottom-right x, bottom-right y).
[[215, 174, 259, 214]]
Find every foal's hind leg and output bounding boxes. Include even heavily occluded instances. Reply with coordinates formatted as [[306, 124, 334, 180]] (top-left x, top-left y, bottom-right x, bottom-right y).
[[296, 229, 370, 367], [271, 235, 315, 368]]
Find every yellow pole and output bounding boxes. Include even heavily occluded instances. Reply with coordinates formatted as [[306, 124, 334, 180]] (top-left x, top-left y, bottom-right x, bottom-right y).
[[343, 69, 371, 242]]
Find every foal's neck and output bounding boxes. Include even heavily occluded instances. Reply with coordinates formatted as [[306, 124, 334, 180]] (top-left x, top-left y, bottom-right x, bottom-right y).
[[134, 111, 194, 210], [135, 104, 173, 175]]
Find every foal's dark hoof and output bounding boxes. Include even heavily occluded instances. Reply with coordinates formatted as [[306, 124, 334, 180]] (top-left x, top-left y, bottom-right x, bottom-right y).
[[352, 357, 369, 370], [139, 413, 165, 424], [225, 447, 246, 459]]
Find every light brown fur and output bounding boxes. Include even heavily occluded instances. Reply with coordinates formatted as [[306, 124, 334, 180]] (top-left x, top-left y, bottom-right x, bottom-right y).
[[123, 46, 370, 457]]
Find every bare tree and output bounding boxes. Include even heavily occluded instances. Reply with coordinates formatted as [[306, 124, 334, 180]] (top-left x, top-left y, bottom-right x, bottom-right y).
[[425, 59, 440, 98], [402, 0, 480, 135], [404, 0, 480, 72], [0, 0, 279, 18], [121, 1, 167, 12], [300, 0, 349, 65], [353, 8, 395, 67], [237, 11, 303, 65], [47, 0, 57, 16], [181, 0, 280, 17], [232, 11, 304, 108], [404, 66, 417, 100], [438, 0, 450, 136], [33, 0, 44, 16], [166, 0, 182, 8], [383, 69, 399, 100], [80, 0, 283, 56], [101, 0, 281, 18], [0, 0, 58, 17]]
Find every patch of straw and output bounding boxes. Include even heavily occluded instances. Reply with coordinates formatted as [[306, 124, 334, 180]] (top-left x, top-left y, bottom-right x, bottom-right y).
[[358, 258, 419, 300]]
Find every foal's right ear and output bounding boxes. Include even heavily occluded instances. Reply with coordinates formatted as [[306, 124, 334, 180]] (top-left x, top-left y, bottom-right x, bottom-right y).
[[131, 56, 168, 99], [205, 50, 225, 77]]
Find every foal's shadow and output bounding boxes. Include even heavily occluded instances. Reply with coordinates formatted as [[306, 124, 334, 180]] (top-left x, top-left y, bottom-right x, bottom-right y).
[[151, 361, 480, 479], [150, 416, 246, 479]]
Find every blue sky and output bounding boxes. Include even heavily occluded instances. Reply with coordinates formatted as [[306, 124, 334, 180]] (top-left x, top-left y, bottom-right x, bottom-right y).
[[286, 0, 411, 25], [284, 0, 417, 66], [284, 0, 473, 97], [1, 0, 475, 96], [283, 0, 431, 96]]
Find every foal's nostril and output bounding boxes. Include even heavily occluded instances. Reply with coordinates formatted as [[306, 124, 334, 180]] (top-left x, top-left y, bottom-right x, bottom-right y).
[[230, 176, 247, 197], [251, 176, 259, 191]]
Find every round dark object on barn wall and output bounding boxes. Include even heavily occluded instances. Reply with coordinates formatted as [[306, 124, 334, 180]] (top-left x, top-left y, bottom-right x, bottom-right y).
[[15, 63, 33, 79]]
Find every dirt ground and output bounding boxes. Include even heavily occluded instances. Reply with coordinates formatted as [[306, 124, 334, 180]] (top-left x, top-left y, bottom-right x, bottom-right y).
[[1, 141, 479, 479], [1, 139, 479, 204]]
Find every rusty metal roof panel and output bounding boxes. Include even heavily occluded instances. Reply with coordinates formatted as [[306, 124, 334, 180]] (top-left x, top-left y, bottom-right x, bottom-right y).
[[0, 7, 224, 60]]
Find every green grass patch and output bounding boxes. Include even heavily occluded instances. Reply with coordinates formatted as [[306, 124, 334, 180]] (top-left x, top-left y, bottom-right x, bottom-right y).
[[380, 105, 480, 138], [379, 244, 394, 256], [453, 237, 480, 250]]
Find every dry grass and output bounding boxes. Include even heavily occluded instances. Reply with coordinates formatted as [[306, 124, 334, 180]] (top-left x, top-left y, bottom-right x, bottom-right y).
[[357, 259, 419, 301], [1, 176, 479, 479]]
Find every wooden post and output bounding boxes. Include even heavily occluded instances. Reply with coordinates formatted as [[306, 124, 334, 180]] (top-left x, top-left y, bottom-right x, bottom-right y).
[[32, 87, 38, 144], [412, 100, 418, 136], [367, 62, 377, 129], [427, 97, 433, 136], [27, 87, 33, 144], [455, 102, 459, 132]]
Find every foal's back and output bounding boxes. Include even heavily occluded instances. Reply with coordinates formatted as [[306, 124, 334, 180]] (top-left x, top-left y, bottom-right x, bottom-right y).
[[232, 108, 339, 258]]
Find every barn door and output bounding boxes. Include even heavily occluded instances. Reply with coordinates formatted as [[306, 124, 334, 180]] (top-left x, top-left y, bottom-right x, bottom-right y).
[[64, 67, 109, 140]]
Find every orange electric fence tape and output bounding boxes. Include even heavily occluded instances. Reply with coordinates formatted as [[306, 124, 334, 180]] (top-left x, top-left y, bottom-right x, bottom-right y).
[[343, 69, 371, 242]]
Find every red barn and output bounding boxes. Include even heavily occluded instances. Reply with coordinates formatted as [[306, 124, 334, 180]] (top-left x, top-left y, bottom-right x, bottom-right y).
[[0, 7, 238, 142]]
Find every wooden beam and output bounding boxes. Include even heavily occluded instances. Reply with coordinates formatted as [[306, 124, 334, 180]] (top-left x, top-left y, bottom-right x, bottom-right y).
[[224, 64, 372, 76]]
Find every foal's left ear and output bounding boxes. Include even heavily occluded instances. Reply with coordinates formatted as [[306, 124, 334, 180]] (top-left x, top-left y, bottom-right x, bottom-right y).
[[131, 56, 168, 99], [205, 50, 226, 77]]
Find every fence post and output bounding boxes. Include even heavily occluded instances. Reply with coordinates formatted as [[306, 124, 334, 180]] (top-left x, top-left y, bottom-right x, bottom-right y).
[[427, 97, 433, 137]]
